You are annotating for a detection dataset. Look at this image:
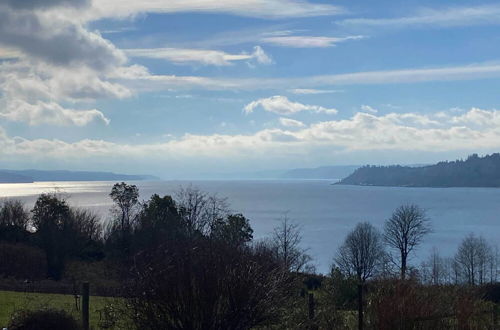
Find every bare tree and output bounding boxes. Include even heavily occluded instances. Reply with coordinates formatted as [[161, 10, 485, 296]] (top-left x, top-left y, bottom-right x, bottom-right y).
[[336, 222, 384, 330], [176, 186, 229, 236], [384, 204, 431, 280], [455, 233, 493, 285], [271, 216, 311, 273], [420, 247, 446, 285], [489, 245, 499, 283], [336, 222, 385, 282]]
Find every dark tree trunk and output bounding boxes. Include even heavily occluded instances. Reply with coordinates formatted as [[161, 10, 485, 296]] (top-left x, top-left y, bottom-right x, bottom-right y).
[[401, 252, 407, 280]]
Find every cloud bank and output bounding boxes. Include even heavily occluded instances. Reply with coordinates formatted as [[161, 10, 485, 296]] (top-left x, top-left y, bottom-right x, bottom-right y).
[[243, 96, 338, 115], [125, 46, 272, 66], [2, 108, 498, 165]]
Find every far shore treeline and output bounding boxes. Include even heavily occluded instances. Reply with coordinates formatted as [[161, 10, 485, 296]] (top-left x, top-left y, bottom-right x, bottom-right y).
[[1, 182, 500, 329], [339, 153, 500, 187]]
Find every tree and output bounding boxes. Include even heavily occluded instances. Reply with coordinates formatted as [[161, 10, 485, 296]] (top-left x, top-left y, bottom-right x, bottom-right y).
[[132, 194, 183, 252], [126, 228, 287, 329], [454, 233, 494, 285], [420, 247, 447, 285], [31, 194, 72, 280], [176, 186, 228, 236], [336, 222, 384, 330], [109, 182, 139, 232], [69, 208, 104, 260], [271, 216, 311, 273], [0, 199, 30, 243], [210, 213, 253, 248], [109, 182, 139, 256], [384, 204, 431, 280]]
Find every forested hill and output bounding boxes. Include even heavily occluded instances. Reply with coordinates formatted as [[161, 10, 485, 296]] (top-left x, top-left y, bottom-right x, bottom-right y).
[[0, 171, 33, 183], [338, 153, 500, 187], [281, 165, 359, 179], [0, 169, 158, 183]]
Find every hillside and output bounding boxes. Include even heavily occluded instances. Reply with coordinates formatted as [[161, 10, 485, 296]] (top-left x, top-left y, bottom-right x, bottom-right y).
[[0, 172, 33, 183], [338, 153, 500, 187], [282, 165, 359, 180], [0, 170, 158, 183]]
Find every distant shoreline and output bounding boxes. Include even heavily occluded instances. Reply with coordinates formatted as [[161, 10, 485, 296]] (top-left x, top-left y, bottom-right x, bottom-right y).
[[0, 169, 158, 184]]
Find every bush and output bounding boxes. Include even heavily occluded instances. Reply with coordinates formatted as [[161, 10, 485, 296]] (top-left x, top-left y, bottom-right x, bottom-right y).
[[0, 243, 47, 279], [126, 237, 289, 330], [8, 308, 81, 330], [367, 279, 495, 330]]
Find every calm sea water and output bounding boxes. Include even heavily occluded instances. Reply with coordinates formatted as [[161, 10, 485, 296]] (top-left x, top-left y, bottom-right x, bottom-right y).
[[1, 180, 499, 273]]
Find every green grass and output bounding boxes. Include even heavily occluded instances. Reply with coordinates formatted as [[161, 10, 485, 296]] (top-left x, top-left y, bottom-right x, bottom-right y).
[[0, 290, 126, 329]]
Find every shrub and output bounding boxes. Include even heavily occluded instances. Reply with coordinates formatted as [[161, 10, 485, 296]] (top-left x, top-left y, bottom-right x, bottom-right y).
[[8, 308, 81, 330], [126, 238, 289, 330], [367, 279, 495, 330], [0, 243, 47, 279]]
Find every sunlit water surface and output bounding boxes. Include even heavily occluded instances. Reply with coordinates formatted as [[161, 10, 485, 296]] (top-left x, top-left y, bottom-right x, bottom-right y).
[[1, 180, 499, 273]]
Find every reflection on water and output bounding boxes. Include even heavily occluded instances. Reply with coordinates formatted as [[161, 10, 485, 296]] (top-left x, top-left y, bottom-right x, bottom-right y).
[[1, 180, 499, 273], [0, 181, 113, 197]]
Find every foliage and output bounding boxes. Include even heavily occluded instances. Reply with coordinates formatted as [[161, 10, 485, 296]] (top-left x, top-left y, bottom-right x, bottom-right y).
[[0, 200, 30, 243], [210, 213, 253, 247], [8, 308, 81, 330], [339, 153, 500, 187], [30, 194, 105, 279], [367, 279, 496, 330], [126, 238, 288, 330], [0, 243, 47, 279], [131, 194, 183, 251], [31, 194, 73, 280], [109, 182, 139, 232], [0, 290, 125, 329]]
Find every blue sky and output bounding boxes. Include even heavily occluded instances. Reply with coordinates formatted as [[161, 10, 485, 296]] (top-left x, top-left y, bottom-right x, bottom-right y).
[[1, 0, 500, 177]]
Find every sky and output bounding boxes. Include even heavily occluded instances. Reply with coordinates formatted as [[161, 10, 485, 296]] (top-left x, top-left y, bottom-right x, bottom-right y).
[[1, 0, 500, 178]]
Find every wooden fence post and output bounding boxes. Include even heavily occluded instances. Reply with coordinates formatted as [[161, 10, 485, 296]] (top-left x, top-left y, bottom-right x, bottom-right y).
[[82, 282, 90, 330]]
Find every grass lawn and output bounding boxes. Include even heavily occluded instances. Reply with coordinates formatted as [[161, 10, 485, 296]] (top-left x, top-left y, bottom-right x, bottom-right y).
[[0, 290, 126, 329]]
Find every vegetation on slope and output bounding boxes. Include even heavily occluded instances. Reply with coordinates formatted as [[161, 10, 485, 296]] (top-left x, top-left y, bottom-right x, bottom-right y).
[[339, 153, 500, 187]]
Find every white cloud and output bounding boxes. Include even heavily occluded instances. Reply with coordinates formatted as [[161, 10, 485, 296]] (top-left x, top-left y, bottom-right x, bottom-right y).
[[115, 62, 500, 92], [262, 35, 364, 48], [449, 107, 500, 127], [125, 45, 272, 66], [341, 5, 500, 28], [279, 117, 306, 128], [251, 46, 273, 65], [0, 2, 130, 126], [0, 47, 22, 60], [0, 61, 130, 126], [290, 88, 342, 94], [86, 0, 344, 20], [307, 63, 500, 85], [0, 5, 126, 71], [360, 105, 378, 113], [2, 108, 500, 164], [244, 96, 338, 115], [0, 100, 110, 126]]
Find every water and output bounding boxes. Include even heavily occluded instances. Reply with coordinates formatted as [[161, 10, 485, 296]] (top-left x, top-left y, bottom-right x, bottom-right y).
[[1, 180, 499, 274]]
